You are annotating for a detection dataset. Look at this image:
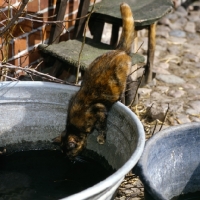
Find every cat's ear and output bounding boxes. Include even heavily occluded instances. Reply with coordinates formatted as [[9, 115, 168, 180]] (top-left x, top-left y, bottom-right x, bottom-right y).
[[52, 130, 66, 144]]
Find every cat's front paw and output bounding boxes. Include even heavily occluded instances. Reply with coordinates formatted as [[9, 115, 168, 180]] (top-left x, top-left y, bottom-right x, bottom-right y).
[[97, 134, 105, 144]]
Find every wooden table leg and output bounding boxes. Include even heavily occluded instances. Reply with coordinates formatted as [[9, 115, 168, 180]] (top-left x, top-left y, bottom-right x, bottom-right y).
[[92, 20, 105, 43], [145, 23, 156, 84], [110, 24, 120, 48], [48, 0, 68, 44]]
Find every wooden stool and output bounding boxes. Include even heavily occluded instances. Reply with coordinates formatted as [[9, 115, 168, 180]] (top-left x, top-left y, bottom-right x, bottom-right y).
[[38, 0, 145, 81], [39, 0, 173, 105], [88, 0, 173, 84]]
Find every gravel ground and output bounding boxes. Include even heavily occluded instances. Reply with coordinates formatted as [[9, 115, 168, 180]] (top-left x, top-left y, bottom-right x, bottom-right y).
[[101, 1, 200, 200]]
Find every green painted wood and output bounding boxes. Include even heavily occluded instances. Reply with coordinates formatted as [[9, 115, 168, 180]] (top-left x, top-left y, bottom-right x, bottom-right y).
[[90, 0, 174, 26], [39, 38, 144, 70]]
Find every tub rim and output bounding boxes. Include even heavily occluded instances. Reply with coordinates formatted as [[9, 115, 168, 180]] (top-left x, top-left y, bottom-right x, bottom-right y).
[[0, 81, 145, 200], [135, 122, 200, 200]]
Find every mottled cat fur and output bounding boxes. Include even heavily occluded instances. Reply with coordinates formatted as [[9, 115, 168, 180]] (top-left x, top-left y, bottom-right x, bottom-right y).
[[56, 3, 135, 158]]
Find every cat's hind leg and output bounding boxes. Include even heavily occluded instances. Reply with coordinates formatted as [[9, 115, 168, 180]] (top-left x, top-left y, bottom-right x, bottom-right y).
[[91, 103, 108, 144]]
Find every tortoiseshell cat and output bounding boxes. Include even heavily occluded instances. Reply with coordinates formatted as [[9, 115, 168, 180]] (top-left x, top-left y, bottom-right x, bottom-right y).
[[55, 3, 135, 158]]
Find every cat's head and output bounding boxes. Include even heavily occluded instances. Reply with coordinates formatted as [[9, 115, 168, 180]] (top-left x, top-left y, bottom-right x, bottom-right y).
[[53, 125, 88, 159]]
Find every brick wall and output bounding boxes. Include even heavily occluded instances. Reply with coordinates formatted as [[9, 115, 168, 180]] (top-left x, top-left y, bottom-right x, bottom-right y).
[[0, 0, 79, 69]]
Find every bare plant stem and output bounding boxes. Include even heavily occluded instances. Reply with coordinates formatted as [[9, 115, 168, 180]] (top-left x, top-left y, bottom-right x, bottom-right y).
[[3, 75, 18, 81], [19, 12, 94, 24], [152, 119, 158, 136], [135, 41, 144, 53], [127, 65, 144, 82], [0, 0, 29, 37], [0, 64, 80, 86], [129, 69, 145, 108], [75, 0, 96, 84], [159, 103, 170, 131]]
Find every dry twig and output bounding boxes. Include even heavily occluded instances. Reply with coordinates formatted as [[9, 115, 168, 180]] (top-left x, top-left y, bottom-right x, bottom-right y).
[[0, 0, 29, 36], [129, 69, 145, 108], [0, 63, 80, 86], [75, 0, 97, 84], [19, 12, 95, 24], [159, 103, 170, 131]]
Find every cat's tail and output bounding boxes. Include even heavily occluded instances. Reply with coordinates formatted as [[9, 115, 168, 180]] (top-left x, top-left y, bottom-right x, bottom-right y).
[[117, 3, 135, 54]]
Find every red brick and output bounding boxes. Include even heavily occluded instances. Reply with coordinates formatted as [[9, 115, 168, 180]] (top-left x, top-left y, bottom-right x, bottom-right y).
[[0, 0, 6, 6], [28, 30, 41, 46], [32, 13, 44, 29], [12, 19, 33, 37], [29, 49, 40, 64], [43, 8, 55, 21], [27, 0, 39, 13], [40, 0, 49, 10], [64, 13, 77, 30], [8, 42, 13, 59], [32, 20, 43, 30], [8, 58, 18, 67], [13, 37, 27, 55], [41, 0, 57, 8], [18, 49, 41, 68], [0, 9, 10, 29], [19, 52, 29, 67], [65, 0, 79, 15], [32, 9, 54, 29], [0, 0, 17, 7], [0, 9, 9, 20]]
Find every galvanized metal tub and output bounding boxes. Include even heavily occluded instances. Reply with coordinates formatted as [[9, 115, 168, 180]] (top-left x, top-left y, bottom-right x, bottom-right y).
[[0, 81, 145, 200], [135, 123, 200, 200]]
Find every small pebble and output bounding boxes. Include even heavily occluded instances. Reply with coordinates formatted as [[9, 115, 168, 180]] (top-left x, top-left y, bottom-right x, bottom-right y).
[[130, 188, 141, 193], [168, 36, 187, 44], [188, 101, 200, 113], [128, 198, 141, 200], [124, 184, 133, 189], [190, 116, 200, 122], [184, 21, 196, 33], [169, 30, 186, 38], [153, 67, 170, 75], [184, 53, 199, 62], [186, 109, 199, 115], [156, 86, 169, 93], [156, 74, 185, 84], [176, 6, 188, 17], [168, 89, 185, 98], [182, 84, 196, 89], [176, 113, 191, 124], [124, 189, 134, 194], [138, 88, 152, 95]]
